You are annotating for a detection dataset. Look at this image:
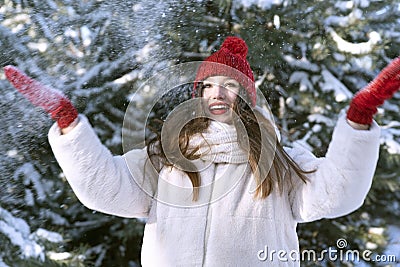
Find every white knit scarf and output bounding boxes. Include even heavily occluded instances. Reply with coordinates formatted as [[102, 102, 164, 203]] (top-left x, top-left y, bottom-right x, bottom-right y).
[[188, 121, 249, 164]]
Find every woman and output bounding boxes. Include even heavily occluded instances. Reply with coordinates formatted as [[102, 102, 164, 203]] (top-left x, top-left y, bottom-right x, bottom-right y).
[[4, 36, 399, 266]]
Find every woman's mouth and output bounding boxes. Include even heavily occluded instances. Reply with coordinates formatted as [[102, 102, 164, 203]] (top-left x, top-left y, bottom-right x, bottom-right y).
[[208, 102, 230, 115]]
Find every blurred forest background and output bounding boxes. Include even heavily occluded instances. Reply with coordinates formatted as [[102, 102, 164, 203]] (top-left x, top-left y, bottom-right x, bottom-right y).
[[0, 0, 399, 266]]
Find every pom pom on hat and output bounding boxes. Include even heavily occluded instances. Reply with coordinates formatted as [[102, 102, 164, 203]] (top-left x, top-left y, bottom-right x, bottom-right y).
[[194, 36, 256, 106], [220, 36, 248, 58]]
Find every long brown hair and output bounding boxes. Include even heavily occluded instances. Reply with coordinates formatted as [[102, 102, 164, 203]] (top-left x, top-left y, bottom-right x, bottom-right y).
[[146, 83, 312, 201]]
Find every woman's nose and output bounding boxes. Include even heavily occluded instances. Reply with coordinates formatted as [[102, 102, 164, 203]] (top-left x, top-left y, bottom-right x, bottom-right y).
[[212, 84, 226, 99]]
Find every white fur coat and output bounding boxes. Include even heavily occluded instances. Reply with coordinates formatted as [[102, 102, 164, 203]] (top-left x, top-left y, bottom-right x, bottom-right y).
[[48, 113, 380, 266]]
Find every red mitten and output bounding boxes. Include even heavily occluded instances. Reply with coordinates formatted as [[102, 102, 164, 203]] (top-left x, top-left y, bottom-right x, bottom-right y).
[[347, 57, 400, 125], [3, 65, 78, 128]]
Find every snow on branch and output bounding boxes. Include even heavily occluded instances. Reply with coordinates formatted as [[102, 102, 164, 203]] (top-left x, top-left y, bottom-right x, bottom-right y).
[[324, 8, 363, 27], [0, 206, 66, 263], [13, 163, 46, 204], [381, 122, 400, 154], [0, 257, 9, 267], [0, 206, 44, 261], [283, 55, 320, 72], [320, 69, 353, 102], [327, 28, 381, 55], [234, 0, 284, 10], [288, 71, 314, 92]]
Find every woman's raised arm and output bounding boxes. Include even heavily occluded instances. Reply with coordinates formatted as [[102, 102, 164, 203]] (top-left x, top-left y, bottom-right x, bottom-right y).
[[4, 66, 156, 218], [289, 56, 400, 222]]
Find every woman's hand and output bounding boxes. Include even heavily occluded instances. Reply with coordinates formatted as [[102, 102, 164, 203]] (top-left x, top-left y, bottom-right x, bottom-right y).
[[3, 65, 78, 132], [61, 117, 79, 134], [346, 119, 369, 130], [347, 56, 400, 126]]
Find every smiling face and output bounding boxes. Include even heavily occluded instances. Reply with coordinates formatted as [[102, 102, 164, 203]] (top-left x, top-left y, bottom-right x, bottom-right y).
[[201, 76, 241, 124]]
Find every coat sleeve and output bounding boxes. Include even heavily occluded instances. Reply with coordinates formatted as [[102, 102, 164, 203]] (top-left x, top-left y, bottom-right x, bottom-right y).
[[286, 114, 381, 223], [48, 115, 158, 218]]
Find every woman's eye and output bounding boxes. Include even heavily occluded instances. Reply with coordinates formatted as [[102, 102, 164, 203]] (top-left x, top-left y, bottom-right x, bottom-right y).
[[203, 83, 212, 88], [225, 83, 239, 88]]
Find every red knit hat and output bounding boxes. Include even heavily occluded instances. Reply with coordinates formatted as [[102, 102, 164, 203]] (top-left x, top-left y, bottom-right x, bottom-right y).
[[194, 36, 256, 106]]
